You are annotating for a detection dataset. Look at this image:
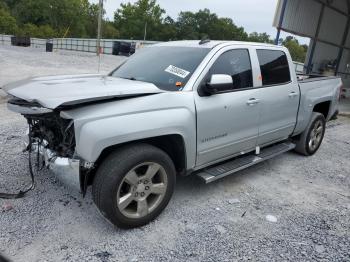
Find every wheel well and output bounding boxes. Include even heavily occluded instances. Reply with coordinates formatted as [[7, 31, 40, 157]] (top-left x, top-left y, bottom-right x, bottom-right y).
[[88, 135, 187, 185], [313, 101, 330, 119]]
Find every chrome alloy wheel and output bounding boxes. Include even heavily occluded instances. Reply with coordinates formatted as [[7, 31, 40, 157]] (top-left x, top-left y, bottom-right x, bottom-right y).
[[308, 119, 324, 151], [116, 162, 168, 219]]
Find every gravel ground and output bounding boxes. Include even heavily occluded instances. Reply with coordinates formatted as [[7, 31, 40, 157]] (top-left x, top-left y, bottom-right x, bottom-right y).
[[0, 46, 350, 262]]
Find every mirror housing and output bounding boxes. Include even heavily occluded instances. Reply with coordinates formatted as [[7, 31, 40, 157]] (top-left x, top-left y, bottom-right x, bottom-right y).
[[203, 74, 233, 95]]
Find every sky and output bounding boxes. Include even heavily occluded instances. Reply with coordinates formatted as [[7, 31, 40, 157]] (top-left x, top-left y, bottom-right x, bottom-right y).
[[89, 0, 309, 44]]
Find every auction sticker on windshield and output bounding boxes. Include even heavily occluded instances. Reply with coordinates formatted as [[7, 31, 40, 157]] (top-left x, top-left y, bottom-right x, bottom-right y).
[[165, 65, 190, 79]]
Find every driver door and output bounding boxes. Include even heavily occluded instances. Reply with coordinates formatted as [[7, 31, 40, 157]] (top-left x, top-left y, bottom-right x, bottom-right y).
[[194, 48, 261, 167]]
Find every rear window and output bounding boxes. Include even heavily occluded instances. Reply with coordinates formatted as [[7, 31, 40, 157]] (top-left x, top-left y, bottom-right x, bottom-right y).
[[257, 50, 291, 86]]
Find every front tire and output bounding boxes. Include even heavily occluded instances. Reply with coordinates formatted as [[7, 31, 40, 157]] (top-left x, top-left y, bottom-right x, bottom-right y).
[[294, 112, 326, 156], [92, 143, 176, 229]]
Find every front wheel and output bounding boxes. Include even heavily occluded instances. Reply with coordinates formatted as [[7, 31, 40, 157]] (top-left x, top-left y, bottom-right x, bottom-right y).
[[294, 112, 326, 156], [92, 144, 176, 228]]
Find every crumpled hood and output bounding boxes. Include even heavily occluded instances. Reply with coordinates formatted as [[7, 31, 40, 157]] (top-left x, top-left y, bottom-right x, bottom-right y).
[[2, 74, 164, 109]]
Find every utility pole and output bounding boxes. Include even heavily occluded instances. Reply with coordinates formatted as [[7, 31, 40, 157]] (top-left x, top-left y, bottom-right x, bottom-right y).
[[96, 0, 103, 55], [143, 21, 147, 41]]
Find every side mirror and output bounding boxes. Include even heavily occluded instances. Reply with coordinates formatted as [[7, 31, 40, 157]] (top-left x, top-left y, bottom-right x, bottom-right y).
[[204, 74, 233, 95]]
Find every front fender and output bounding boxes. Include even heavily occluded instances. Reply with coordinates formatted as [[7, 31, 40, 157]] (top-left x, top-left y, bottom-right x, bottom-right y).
[[75, 107, 196, 167]]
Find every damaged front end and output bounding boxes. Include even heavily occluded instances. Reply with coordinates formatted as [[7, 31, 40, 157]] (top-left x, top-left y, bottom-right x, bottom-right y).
[[8, 97, 88, 194]]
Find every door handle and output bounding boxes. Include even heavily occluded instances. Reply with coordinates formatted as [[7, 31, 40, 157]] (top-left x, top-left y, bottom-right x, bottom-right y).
[[246, 98, 260, 106], [288, 92, 298, 98]]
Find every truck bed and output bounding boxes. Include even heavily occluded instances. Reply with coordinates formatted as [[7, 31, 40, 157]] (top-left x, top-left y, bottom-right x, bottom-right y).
[[293, 74, 342, 136], [297, 73, 339, 82]]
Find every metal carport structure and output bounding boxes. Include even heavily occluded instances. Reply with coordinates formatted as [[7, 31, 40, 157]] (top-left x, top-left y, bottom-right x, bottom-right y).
[[274, 0, 350, 97]]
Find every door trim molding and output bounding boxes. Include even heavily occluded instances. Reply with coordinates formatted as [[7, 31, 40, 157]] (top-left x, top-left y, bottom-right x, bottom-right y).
[[198, 134, 257, 156]]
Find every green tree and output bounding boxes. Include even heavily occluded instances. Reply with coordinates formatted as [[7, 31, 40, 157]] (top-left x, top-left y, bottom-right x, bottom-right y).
[[114, 0, 165, 40], [0, 0, 8, 10], [16, 23, 57, 38], [157, 16, 177, 41], [17, 23, 39, 37], [176, 11, 200, 39], [103, 21, 119, 39], [0, 8, 18, 34], [248, 32, 273, 43], [217, 18, 248, 41], [11, 0, 50, 26], [1, 0, 20, 9], [176, 9, 248, 41], [7, 0, 96, 37], [84, 3, 100, 38], [43, 0, 90, 37], [283, 36, 307, 63]]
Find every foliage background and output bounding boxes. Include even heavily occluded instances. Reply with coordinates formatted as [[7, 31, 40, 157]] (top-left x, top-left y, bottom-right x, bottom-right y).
[[0, 0, 307, 62]]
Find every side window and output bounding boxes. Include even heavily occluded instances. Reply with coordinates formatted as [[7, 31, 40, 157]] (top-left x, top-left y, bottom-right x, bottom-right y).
[[210, 49, 253, 90], [256, 50, 291, 86]]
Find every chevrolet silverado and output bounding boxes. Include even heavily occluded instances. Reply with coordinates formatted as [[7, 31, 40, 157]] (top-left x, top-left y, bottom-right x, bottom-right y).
[[2, 40, 342, 228]]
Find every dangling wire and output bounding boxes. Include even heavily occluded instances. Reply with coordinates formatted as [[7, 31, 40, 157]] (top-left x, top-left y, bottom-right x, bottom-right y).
[[0, 124, 36, 199]]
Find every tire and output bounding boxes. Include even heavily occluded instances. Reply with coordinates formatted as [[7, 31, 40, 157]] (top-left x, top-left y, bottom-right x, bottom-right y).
[[294, 112, 326, 156], [92, 143, 176, 229]]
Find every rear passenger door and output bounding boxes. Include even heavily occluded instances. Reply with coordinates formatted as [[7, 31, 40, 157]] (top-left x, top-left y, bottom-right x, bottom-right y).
[[255, 49, 299, 146]]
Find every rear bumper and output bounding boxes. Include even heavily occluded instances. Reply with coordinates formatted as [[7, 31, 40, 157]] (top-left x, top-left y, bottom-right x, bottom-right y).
[[31, 142, 81, 193]]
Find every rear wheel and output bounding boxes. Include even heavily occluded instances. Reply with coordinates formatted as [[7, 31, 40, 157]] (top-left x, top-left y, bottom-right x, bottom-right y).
[[294, 112, 326, 156], [92, 143, 176, 228]]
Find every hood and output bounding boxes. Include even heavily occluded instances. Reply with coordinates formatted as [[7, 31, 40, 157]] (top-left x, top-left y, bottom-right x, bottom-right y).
[[2, 74, 164, 109]]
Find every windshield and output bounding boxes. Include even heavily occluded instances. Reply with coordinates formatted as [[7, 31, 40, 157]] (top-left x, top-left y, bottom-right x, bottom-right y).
[[110, 46, 210, 91]]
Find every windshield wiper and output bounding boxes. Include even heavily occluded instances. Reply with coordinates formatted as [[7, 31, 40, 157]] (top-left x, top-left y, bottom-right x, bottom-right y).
[[121, 77, 137, 81]]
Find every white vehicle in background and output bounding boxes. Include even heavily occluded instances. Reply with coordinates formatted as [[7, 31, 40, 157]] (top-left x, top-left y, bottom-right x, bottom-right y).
[[293, 61, 305, 74], [3, 40, 342, 228]]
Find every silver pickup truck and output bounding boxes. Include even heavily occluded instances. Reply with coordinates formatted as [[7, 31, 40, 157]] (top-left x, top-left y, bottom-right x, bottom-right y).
[[3, 40, 342, 228]]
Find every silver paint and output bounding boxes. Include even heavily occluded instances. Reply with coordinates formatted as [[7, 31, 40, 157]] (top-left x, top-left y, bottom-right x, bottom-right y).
[[5, 41, 341, 179]]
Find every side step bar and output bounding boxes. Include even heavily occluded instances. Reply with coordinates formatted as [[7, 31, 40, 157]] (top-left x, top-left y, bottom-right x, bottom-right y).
[[197, 142, 295, 183]]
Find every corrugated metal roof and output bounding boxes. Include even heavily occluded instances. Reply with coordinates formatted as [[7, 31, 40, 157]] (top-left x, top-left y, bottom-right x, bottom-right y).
[[274, 0, 349, 46], [318, 7, 347, 45], [319, 0, 348, 12], [274, 0, 322, 38], [345, 27, 350, 47]]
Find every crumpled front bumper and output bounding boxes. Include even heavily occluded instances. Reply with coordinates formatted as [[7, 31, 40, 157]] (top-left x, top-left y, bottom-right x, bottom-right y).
[[31, 142, 82, 193]]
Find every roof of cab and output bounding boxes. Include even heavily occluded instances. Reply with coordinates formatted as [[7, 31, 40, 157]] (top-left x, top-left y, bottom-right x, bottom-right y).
[[154, 40, 281, 49]]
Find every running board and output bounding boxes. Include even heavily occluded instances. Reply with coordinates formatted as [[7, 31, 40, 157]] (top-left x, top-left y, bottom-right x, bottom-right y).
[[197, 142, 295, 183]]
